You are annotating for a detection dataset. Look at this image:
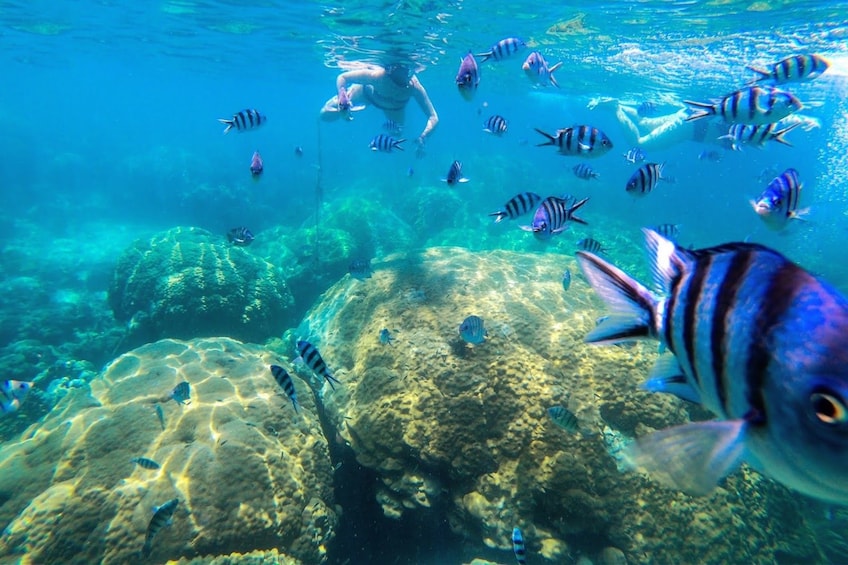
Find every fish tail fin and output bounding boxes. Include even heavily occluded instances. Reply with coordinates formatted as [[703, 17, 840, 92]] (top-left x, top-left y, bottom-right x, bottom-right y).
[[475, 52, 492, 62], [622, 420, 747, 496], [489, 211, 508, 223], [745, 65, 771, 84], [575, 250, 658, 344], [568, 196, 590, 225], [218, 119, 234, 134], [325, 373, 341, 390], [549, 62, 562, 88], [395, 138, 406, 151], [772, 122, 800, 146], [683, 100, 716, 122], [534, 128, 556, 146]]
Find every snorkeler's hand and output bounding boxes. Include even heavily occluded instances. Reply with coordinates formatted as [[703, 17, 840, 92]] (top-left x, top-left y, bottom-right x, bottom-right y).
[[415, 136, 426, 158], [337, 87, 352, 111]]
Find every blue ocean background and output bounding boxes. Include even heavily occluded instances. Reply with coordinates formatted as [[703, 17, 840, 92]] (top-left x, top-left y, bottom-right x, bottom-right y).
[[1, 1, 848, 563]]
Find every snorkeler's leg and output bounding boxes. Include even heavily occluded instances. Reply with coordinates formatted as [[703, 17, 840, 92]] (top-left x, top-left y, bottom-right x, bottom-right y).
[[615, 105, 643, 145], [637, 110, 689, 148]]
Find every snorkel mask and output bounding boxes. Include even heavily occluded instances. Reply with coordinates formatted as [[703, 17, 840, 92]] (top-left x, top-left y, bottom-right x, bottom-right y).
[[387, 63, 413, 86]]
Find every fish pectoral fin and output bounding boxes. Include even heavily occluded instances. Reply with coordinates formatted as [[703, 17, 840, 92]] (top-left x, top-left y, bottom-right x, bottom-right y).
[[622, 419, 747, 496], [790, 207, 811, 221], [519, 225, 534, 232], [643, 355, 701, 403]]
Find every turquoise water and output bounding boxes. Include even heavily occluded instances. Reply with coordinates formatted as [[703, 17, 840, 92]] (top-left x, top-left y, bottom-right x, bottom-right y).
[[1, 1, 848, 564]]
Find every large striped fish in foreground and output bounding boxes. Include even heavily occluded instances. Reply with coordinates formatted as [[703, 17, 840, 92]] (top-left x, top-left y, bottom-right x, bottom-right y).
[[747, 54, 829, 85], [684, 86, 802, 125], [489, 191, 541, 223], [576, 229, 848, 504], [534, 126, 613, 157], [719, 122, 800, 151]]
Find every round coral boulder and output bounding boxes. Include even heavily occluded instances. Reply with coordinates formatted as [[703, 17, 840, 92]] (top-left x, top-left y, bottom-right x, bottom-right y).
[[108, 227, 293, 344]]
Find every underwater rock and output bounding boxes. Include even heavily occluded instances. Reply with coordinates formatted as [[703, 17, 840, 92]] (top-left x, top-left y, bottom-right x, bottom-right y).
[[0, 337, 335, 564], [292, 246, 822, 564], [108, 227, 293, 344]]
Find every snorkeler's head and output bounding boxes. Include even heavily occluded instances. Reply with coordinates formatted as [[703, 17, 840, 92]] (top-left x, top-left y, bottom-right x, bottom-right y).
[[386, 63, 414, 86]]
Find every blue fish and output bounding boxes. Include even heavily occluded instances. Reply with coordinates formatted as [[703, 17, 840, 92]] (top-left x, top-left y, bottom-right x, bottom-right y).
[[576, 228, 848, 503], [489, 192, 541, 223], [349, 259, 372, 281], [577, 237, 605, 254], [684, 85, 802, 125], [623, 147, 646, 164], [483, 115, 508, 135], [169, 381, 190, 405], [561, 268, 572, 292], [522, 51, 562, 87], [512, 527, 527, 565], [296, 340, 341, 390], [625, 163, 666, 196], [747, 54, 829, 85], [141, 498, 179, 558], [750, 168, 807, 231], [227, 227, 254, 247], [369, 134, 405, 153], [442, 160, 469, 185], [572, 163, 599, 180], [535, 125, 613, 157], [477, 37, 526, 62], [155, 404, 165, 430], [459, 315, 487, 345], [719, 122, 799, 151], [218, 108, 267, 134], [521, 196, 589, 240], [270, 365, 299, 412], [379, 329, 395, 345], [0, 380, 32, 414], [131, 457, 161, 470], [249, 151, 263, 178], [455, 52, 480, 101], [548, 406, 579, 433]]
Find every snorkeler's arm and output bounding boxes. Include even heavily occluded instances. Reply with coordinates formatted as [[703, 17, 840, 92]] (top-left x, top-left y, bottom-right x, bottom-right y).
[[411, 78, 438, 141], [336, 68, 381, 92]]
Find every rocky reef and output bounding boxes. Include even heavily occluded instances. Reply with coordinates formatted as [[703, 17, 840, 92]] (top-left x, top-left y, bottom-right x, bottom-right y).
[[0, 337, 335, 564], [289, 246, 822, 564], [108, 227, 294, 346]]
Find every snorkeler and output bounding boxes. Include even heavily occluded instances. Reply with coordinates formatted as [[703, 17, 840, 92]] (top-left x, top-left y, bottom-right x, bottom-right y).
[[587, 96, 819, 151], [320, 62, 439, 151]]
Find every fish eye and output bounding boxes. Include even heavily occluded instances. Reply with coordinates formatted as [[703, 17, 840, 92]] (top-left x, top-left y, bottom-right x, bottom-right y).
[[811, 392, 848, 425]]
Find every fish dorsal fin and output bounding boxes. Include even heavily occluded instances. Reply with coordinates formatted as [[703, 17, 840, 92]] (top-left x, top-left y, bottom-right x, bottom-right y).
[[643, 228, 688, 296]]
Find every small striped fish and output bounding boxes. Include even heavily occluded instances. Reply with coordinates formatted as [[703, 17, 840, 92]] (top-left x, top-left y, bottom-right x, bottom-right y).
[[747, 54, 829, 85], [456, 52, 480, 101], [562, 269, 572, 292], [750, 168, 807, 231], [522, 51, 562, 88], [577, 237, 605, 254], [535, 125, 613, 157], [270, 365, 299, 412], [684, 86, 802, 125], [382, 119, 403, 134], [131, 457, 161, 470], [476, 37, 526, 62], [169, 381, 191, 405], [459, 315, 487, 345], [573, 163, 599, 180], [625, 163, 666, 196], [576, 228, 848, 503], [1, 380, 32, 414], [623, 147, 646, 164], [548, 405, 579, 433], [369, 134, 405, 153], [296, 340, 341, 390], [349, 259, 372, 281], [141, 498, 179, 558], [483, 115, 508, 135], [719, 122, 799, 151], [218, 108, 267, 134], [512, 527, 527, 565], [521, 196, 590, 240], [442, 160, 469, 185], [489, 192, 541, 223]]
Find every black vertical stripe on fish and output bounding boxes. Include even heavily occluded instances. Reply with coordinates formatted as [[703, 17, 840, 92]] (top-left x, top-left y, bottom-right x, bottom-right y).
[[744, 262, 801, 424], [710, 250, 754, 417], [682, 254, 712, 390]]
